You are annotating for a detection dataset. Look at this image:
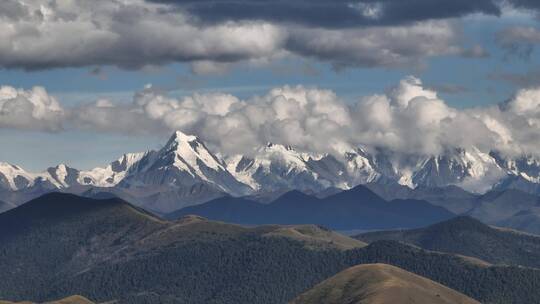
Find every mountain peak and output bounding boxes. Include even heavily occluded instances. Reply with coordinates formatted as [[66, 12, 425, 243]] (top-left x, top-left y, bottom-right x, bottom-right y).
[[0, 162, 36, 191], [161, 130, 222, 169], [127, 129, 254, 200], [264, 142, 295, 152], [56, 163, 68, 170], [46, 164, 80, 188], [48, 163, 74, 173], [171, 130, 199, 143], [163, 130, 209, 158]]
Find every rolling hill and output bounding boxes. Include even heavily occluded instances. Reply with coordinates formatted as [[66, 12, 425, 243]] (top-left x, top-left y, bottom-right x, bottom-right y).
[[2, 193, 540, 303], [0, 295, 96, 304], [290, 264, 480, 304], [356, 216, 540, 268], [166, 185, 455, 230]]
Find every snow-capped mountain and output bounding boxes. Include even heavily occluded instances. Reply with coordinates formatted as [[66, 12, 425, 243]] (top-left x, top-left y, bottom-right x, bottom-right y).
[[78, 151, 157, 187], [410, 148, 503, 190], [120, 131, 249, 194], [0, 152, 154, 193], [226, 143, 335, 192], [226, 144, 381, 194], [0, 132, 253, 212], [490, 152, 540, 195], [4, 130, 540, 213], [342, 148, 381, 186], [491, 152, 540, 183], [0, 162, 40, 191], [0, 162, 69, 192], [0, 162, 69, 206], [114, 131, 252, 212], [47, 164, 81, 188]]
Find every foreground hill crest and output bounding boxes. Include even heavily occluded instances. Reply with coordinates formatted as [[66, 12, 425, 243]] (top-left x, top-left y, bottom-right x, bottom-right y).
[[290, 263, 480, 304]]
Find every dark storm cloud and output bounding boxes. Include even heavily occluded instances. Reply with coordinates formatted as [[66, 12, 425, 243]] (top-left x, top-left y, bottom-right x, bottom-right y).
[[509, 0, 540, 10], [0, 1, 472, 71], [149, 0, 502, 27], [0, 0, 508, 71]]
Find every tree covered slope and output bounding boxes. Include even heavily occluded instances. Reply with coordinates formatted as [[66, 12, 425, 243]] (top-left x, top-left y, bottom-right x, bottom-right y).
[[1, 193, 540, 304]]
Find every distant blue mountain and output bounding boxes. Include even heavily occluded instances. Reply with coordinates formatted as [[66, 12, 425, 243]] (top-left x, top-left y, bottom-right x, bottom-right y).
[[166, 185, 455, 230]]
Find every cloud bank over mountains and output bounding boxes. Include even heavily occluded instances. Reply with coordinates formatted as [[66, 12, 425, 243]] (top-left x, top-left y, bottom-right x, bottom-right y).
[[3, 76, 540, 159], [1, 0, 539, 164]]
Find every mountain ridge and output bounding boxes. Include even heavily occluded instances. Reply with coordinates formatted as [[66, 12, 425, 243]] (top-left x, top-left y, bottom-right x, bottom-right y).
[[4, 130, 540, 213], [167, 185, 455, 230], [355, 216, 540, 268]]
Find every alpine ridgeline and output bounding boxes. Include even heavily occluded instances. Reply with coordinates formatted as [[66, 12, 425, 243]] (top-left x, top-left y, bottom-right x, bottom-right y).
[[3, 131, 540, 212]]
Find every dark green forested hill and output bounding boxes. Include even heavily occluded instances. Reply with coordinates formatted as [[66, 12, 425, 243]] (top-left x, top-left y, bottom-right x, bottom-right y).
[[1, 193, 540, 304], [0, 193, 364, 304], [356, 216, 540, 268]]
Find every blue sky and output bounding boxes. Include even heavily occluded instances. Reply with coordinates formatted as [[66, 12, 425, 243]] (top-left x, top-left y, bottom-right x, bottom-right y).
[[1, 0, 540, 171]]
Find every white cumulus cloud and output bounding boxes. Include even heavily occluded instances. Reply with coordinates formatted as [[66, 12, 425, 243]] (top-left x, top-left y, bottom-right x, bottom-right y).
[[0, 86, 64, 131], [6, 76, 540, 161], [59, 76, 534, 160]]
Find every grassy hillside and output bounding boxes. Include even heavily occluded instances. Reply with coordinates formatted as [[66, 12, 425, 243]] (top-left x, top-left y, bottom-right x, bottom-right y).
[[0, 295, 96, 304], [290, 264, 480, 304], [2, 193, 540, 303], [356, 216, 540, 268]]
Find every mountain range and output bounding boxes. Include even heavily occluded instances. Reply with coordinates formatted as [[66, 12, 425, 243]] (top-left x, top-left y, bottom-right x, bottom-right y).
[[3, 193, 540, 304], [167, 185, 454, 230], [4, 130, 540, 214], [371, 183, 540, 235]]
